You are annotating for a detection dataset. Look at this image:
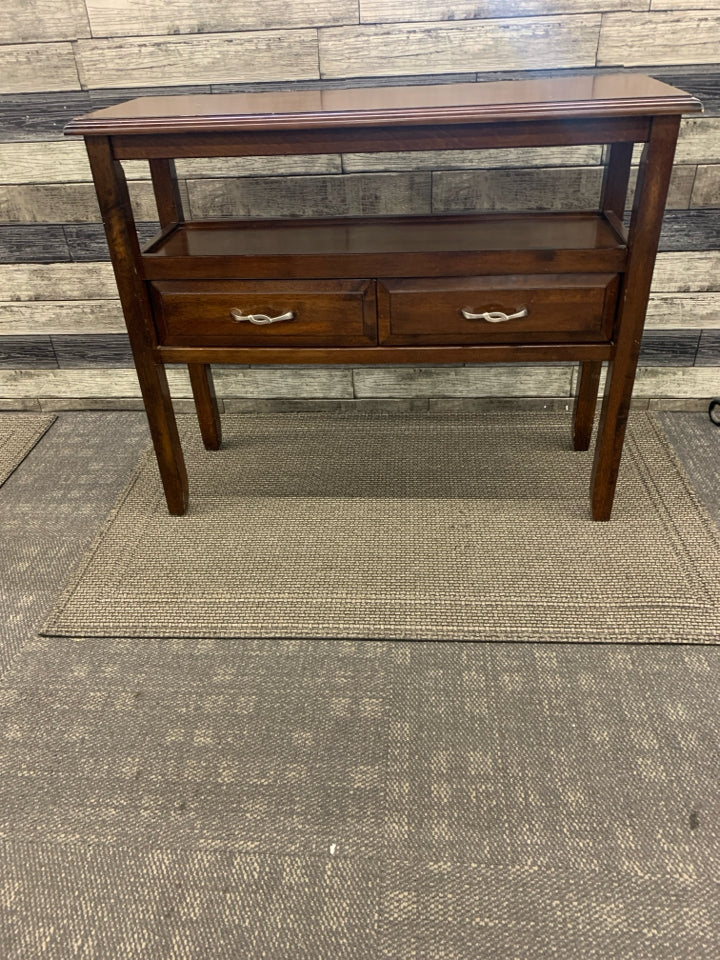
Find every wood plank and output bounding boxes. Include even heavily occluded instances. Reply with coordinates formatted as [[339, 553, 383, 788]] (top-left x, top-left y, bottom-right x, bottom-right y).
[[633, 366, 720, 397], [319, 17, 601, 78], [651, 0, 720, 8], [187, 173, 432, 219], [645, 292, 720, 329], [0, 263, 116, 301], [84, 0, 357, 36], [0, 225, 69, 263], [353, 365, 572, 397], [342, 144, 602, 172], [0, 300, 125, 335], [652, 252, 720, 292], [64, 223, 161, 261], [177, 155, 342, 178], [0, 92, 93, 143], [75, 31, 320, 90], [0, 336, 57, 368], [51, 334, 134, 367], [433, 167, 603, 212], [0, 0, 90, 43], [632, 119, 720, 165], [696, 330, 720, 365], [653, 70, 720, 117], [598, 13, 720, 67], [659, 209, 720, 250], [0, 182, 159, 223], [212, 368, 354, 398], [638, 330, 699, 366], [0, 43, 80, 94], [691, 166, 720, 208], [627, 164, 697, 210], [361, 0, 646, 21], [0, 141, 150, 184]]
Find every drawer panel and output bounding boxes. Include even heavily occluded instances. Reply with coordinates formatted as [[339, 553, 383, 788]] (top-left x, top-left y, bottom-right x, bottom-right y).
[[151, 279, 377, 347], [378, 274, 619, 345]]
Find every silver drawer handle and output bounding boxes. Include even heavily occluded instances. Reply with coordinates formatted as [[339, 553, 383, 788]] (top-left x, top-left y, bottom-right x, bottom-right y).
[[230, 309, 295, 325], [461, 307, 529, 323]]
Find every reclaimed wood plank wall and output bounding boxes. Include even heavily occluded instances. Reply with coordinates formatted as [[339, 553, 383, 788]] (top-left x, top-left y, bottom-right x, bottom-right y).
[[0, 0, 718, 408]]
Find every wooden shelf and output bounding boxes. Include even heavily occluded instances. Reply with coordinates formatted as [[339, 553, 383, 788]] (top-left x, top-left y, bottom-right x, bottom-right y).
[[142, 212, 628, 280]]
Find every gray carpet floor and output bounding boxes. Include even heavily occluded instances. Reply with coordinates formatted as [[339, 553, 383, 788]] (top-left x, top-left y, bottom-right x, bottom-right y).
[[1, 410, 719, 959]]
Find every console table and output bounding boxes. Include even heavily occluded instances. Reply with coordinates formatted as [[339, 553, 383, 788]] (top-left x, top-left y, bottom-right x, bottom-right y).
[[66, 75, 701, 519]]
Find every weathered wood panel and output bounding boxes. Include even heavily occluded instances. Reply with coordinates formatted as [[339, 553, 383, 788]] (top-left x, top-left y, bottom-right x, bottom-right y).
[[0, 43, 80, 94], [0, 301, 125, 335], [75, 31, 320, 89], [0, 182, 160, 223], [0, 368, 151, 398], [51, 334, 134, 367], [639, 330, 699, 366], [651, 0, 720, 8], [433, 167, 604, 212], [0, 92, 93, 142], [353, 365, 572, 397], [675, 118, 720, 164], [645, 292, 720, 329], [212, 368, 354, 398], [695, 330, 720, 365], [84, 0, 357, 36], [653, 70, 720, 117], [0, 263, 116, 301], [632, 366, 720, 397], [652, 252, 720, 292], [0, 141, 150, 184], [177, 156, 342, 178], [63, 223, 158, 261], [0, 0, 89, 44], [187, 173, 432, 218], [598, 13, 720, 67], [319, 17, 601, 78], [0, 336, 57, 368], [0, 225, 69, 263], [659, 210, 720, 251], [627, 164, 697, 210], [691, 166, 720, 208], [342, 144, 602, 173], [361, 0, 646, 22]]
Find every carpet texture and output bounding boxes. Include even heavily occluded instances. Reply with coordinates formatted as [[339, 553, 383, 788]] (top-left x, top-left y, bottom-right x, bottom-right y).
[[43, 411, 720, 643], [0, 414, 55, 486]]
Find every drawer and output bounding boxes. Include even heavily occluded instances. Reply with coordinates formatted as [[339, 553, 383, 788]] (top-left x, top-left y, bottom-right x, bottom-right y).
[[378, 274, 619, 345], [150, 279, 377, 347]]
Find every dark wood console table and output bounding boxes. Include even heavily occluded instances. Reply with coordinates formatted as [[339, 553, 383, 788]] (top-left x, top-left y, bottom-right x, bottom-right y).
[[66, 75, 701, 519]]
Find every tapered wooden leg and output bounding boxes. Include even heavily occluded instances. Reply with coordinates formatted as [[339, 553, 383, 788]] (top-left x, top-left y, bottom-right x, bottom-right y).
[[188, 363, 222, 450], [573, 361, 602, 451], [140, 361, 189, 515]]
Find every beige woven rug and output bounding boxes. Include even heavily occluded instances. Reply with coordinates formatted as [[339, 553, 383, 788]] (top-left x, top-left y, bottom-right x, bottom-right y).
[[43, 411, 720, 643], [0, 414, 55, 486]]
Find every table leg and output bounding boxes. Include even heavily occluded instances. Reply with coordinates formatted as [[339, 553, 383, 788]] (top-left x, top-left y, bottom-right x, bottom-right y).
[[189, 363, 222, 450], [573, 361, 602, 451]]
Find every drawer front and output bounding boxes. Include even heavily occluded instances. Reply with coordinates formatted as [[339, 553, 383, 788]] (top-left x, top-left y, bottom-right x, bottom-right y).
[[378, 274, 619, 345], [151, 279, 377, 347]]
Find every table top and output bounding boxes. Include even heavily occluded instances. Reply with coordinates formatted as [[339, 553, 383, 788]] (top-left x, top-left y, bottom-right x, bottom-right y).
[[65, 74, 702, 137]]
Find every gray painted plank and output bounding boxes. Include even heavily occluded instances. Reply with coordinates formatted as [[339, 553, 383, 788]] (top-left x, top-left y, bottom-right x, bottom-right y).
[[176, 156, 343, 178], [319, 16, 601, 78], [361, 0, 646, 21], [75, 31, 320, 90], [639, 330, 700, 366], [0, 92, 92, 142], [63, 223, 159, 262], [0, 226, 69, 264], [0, 336, 57, 368], [696, 331, 720, 366], [659, 210, 720, 251], [187, 173, 432, 219], [691, 166, 720, 208], [84, 0, 358, 36], [0, 0, 90, 43], [0, 182, 162, 224], [633, 366, 720, 397], [598, 13, 720, 67], [0, 43, 81, 95], [51, 334, 134, 367]]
